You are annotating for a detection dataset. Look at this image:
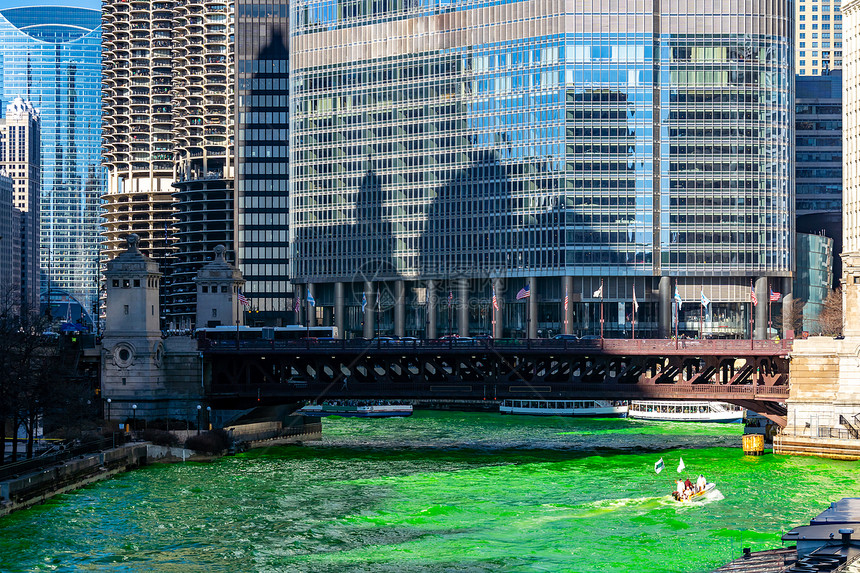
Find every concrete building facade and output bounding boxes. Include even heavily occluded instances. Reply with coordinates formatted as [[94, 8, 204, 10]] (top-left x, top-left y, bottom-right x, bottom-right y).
[[796, 0, 843, 76], [0, 98, 40, 313]]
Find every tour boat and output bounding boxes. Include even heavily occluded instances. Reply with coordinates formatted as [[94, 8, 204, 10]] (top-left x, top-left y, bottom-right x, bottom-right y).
[[672, 482, 716, 503], [499, 399, 628, 417], [297, 403, 413, 418], [628, 401, 744, 423]]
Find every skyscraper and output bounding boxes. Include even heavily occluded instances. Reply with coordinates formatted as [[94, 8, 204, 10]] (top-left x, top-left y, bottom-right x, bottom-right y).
[[235, 0, 291, 324], [0, 98, 41, 312], [289, 0, 794, 339], [796, 0, 843, 76], [0, 6, 103, 319], [102, 0, 236, 328]]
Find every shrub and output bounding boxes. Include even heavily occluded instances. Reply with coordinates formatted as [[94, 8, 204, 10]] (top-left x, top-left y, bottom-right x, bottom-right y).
[[184, 429, 230, 454], [141, 428, 180, 447]]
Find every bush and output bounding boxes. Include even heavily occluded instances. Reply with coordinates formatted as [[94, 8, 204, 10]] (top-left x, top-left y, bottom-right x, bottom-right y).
[[142, 428, 180, 447], [184, 429, 230, 454]]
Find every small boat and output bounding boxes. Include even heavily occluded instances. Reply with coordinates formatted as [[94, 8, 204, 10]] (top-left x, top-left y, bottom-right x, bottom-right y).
[[296, 403, 413, 418], [672, 482, 716, 502], [629, 400, 744, 423], [500, 399, 628, 417]]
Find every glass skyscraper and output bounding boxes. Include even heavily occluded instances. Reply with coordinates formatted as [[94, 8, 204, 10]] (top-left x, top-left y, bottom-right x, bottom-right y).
[[235, 0, 292, 324], [288, 0, 794, 339], [0, 6, 104, 318]]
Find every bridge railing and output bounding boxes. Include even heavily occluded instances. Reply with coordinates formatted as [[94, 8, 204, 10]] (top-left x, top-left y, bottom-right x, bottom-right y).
[[782, 426, 859, 440], [199, 337, 791, 355]]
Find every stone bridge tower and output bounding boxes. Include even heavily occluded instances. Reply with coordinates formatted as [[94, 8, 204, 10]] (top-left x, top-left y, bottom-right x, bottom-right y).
[[101, 234, 203, 424]]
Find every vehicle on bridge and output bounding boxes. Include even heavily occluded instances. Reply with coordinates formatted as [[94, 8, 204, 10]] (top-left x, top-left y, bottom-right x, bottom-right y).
[[500, 399, 628, 417], [197, 325, 339, 347], [629, 401, 744, 423]]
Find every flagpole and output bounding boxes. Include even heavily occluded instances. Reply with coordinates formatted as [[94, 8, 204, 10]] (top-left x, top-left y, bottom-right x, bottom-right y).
[[699, 295, 703, 339], [674, 284, 679, 349], [599, 279, 604, 341]]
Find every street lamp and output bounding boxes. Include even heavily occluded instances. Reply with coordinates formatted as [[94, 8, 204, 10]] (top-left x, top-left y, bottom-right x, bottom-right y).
[[132, 404, 137, 436], [206, 406, 211, 431], [106, 398, 111, 424], [196, 404, 202, 434]]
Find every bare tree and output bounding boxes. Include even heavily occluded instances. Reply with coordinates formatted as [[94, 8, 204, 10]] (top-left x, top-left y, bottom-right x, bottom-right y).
[[818, 287, 843, 336]]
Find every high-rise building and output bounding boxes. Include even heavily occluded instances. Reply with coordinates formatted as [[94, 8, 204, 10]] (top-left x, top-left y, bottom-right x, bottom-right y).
[[235, 0, 291, 324], [0, 98, 41, 312], [843, 0, 860, 337], [289, 0, 794, 339], [169, 0, 235, 327], [101, 0, 176, 278], [0, 6, 103, 320], [102, 0, 236, 329], [0, 172, 17, 307], [796, 0, 843, 76], [795, 71, 842, 286]]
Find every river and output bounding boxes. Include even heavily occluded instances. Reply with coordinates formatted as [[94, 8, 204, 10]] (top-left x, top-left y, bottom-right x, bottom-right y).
[[1, 410, 859, 572]]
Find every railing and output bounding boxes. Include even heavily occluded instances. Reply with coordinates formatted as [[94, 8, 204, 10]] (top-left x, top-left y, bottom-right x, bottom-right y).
[[839, 415, 860, 439], [199, 337, 792, 356], [0, 433, 128, 482], [783, 426, 860, 440]]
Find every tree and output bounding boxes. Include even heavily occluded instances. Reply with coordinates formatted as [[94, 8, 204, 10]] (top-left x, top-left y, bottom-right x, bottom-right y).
[[818, 287, 843, 336]]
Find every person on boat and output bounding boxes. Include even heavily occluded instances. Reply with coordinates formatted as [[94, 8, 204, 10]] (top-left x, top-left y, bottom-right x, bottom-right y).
[[696, 474, 706, 491], [675, 480, 684, 498], [684, 478, 693, 492]]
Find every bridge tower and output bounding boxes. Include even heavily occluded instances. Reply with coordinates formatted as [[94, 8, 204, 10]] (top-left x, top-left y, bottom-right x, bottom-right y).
[[101, 234, 166, 423], [195, 244, 246, 329], [101, 234, 205, 425]]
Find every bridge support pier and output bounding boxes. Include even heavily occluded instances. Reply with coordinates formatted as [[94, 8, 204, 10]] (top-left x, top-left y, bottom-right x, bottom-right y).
[[335, 282, 345, 339], [458, 279, 469, 337], [426, 280, 437, 339], [563, 276, 574, 335], [394, 280, 406, 338], [363, 281, 375, 339], [755, 276, 768, 339], [658, 276, 672, 339], [493, 278, 504, 338], [528, 277, 538, 339], [781, 276, 794, 337]]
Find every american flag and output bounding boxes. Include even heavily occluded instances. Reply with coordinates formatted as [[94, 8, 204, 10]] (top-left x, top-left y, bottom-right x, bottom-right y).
[[448, 291, 453, 305], [492, 287, 499, 311], [516, 284, 530, 300], [237, 291, 250, 307], [294, 295, 301, 313], [564, 286, 569, 313], [769, 288, 781, 302], [750, 286, 758, 307]]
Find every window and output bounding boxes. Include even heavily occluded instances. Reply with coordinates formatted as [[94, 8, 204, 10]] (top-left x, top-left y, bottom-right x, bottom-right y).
[[124, 305, 129, 315], [112, 279, 119, 287], [134, 279, 140, 287]]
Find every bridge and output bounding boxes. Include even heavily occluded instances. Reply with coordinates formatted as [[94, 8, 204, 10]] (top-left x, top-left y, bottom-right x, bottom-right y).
[[202, 338, 792, 424]]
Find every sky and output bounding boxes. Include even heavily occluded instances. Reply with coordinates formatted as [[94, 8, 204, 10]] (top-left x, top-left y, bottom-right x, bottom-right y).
[[1, 0, 101, 10]]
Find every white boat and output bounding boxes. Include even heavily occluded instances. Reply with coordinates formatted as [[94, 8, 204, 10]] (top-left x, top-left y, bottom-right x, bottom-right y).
[[500, 399, 628, 417], [629, 401, 744, 423], [672, 482, 716, 503], [297, 403, 413, 418]]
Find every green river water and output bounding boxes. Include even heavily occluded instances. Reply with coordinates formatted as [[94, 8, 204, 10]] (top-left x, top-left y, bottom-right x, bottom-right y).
[[1, 410, 859, 572]]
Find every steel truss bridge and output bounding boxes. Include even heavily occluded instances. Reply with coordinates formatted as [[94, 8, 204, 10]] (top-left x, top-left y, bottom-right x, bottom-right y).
[[202, 338, 791, 424]]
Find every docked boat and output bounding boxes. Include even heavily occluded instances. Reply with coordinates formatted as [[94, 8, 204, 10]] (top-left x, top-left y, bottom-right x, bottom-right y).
[[499, 399, 628, 417], [629, 401, 744, 423], [297, 402, 413, 418]]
